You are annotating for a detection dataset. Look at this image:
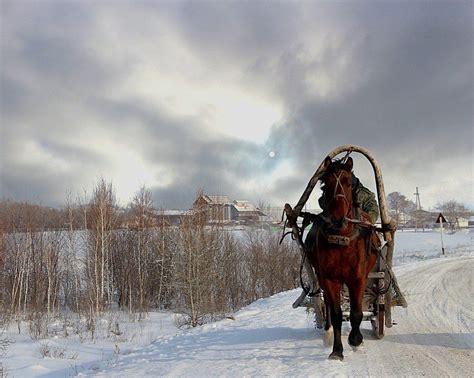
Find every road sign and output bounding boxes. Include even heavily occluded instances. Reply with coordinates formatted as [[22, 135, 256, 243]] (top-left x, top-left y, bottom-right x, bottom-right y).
[[436, 213, 447, 224], [436, 213, 446, 255]]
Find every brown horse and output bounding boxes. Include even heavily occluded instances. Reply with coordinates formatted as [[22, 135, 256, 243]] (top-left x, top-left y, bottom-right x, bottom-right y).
[[308, 156, 379, 360]]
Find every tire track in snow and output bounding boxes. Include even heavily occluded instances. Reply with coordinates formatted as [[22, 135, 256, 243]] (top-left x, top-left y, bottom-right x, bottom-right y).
[[363, 256, 473, 377]]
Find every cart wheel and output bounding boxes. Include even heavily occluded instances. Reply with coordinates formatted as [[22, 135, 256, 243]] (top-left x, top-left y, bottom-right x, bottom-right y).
[[372, 304, 385, 339], [384, 291, 392, 328], [312, 294, 326, 329]]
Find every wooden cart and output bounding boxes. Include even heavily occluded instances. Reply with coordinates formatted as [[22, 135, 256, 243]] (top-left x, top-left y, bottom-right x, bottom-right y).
[[283, 145, 407, 338]]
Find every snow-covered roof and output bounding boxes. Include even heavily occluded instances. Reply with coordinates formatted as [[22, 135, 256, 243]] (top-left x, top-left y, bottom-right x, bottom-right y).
[[232, 200, 256, 212], [206, 195, 230, 205], [154, 210, 190, 216]]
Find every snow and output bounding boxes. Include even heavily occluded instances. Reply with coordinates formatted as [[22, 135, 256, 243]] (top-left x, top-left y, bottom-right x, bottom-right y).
[[1, 312, 180, 377], [393, 228, 472, 264], [2, 229, 473, 377]]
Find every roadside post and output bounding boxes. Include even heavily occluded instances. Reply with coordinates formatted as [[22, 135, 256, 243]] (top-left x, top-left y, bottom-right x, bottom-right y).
[[436, 213, 447, 255]]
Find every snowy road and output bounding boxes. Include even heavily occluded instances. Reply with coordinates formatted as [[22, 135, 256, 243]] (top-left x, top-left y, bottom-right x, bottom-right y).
[[95, 256, 473, 377], [352, 256, 473, 377]]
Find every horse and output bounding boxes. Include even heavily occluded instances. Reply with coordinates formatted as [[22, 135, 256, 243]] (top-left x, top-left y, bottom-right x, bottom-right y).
[[307, 156, 380, 360]]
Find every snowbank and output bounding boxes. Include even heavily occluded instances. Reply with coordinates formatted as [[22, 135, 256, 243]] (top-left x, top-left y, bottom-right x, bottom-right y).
[[1, 229, 472, 377]]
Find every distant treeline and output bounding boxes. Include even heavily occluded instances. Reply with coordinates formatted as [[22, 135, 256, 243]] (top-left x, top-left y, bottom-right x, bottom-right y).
[[0, 181, 300, 329], [0, 198, 132, 233]]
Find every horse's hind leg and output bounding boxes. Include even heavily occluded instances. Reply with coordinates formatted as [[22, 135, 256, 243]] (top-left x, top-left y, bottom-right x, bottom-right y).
[[322, 280, 343, 360], [348, 279, 365, 347]]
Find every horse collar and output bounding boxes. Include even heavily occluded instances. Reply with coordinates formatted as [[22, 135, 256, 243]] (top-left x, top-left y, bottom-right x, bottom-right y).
[[323, 227, 360, 247], [326, 234, 351, 246], [316, 213, 361, 247]]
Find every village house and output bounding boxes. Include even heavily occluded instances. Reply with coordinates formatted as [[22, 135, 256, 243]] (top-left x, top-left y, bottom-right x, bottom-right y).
[[153, 210, 191, 226], [192, 194, 266, 224], [230, 200, 265, 223], [193, 195, 232, 223]]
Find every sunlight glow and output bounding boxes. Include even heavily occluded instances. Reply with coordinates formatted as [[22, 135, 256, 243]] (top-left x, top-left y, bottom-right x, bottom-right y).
[[104, 16, 284, 145], [85, 138, 172, 204], [116, 69, 283, 144], [111, 149, 161, 203]]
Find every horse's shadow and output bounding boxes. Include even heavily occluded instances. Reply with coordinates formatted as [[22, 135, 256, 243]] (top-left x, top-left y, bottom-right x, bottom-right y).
[[362, 330, 473, 350]]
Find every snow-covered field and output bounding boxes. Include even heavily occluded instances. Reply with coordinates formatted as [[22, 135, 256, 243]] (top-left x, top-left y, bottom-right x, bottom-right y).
[[2, 229, 473, 377]]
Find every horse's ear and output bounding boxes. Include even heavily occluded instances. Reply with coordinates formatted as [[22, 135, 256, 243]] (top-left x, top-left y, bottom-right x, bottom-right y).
[[323, 156, 332, 168], [344, 157, 353, 172]]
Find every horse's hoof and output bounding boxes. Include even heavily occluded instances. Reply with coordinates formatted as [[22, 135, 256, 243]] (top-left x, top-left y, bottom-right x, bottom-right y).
[[350, 343, 363, 352], [328, 351, 344, 361], [348, 331, 363, 347]]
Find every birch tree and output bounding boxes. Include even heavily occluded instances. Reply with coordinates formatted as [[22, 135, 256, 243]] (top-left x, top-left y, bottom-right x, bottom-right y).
[[130, 186, 154, 316], [87, 179, 117, 313]]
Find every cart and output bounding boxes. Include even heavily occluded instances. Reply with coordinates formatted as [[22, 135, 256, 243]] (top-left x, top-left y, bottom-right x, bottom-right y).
[[283, 145, 407, 338]]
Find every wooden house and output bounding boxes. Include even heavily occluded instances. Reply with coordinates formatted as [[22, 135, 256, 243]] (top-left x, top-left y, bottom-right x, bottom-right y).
[[192, 195, 265, 224]]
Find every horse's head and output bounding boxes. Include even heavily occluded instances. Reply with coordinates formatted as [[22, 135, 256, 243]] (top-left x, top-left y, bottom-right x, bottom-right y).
[[320, 156, 353, 224]]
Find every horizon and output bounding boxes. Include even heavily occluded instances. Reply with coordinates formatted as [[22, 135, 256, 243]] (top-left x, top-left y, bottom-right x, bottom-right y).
[[1, 1, 473, 210], [1, 186, 472, 213]]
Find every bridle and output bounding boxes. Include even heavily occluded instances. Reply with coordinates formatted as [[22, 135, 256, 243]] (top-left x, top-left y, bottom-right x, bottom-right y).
[[319, 169, 369, 247], [326, 170, 352, 226]]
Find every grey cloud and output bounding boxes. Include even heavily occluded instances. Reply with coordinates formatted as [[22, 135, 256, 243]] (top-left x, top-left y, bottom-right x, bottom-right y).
[[264, 3, 472, 197], [1, 2, 120, 126], [2, 163, 86, 207], [105, 100, 275, 207], [166, 2, 304, 58], [1, 1, 472, 209]]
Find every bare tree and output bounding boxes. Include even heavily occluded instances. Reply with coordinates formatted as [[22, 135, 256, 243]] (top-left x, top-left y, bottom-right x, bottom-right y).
[[0, 187, 302, 330], [0, 200, 65, 322], [175, 212, 215, 327], [130, 186, 154, 316], [111, 230, 134, 312], [436, 200, 468, 230], [43, 231, 64, 318], [62, 194, 82, 313], [0, 219, 6, 315], [150, 212, 177, 310], [87, 179, 117, 314], [387, 192, 415, 227]]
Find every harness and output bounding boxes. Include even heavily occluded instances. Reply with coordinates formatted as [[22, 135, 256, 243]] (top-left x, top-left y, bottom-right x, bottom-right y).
[[294, 168, 378, 296], [281, 164, 379, 297], [305, 212, 371, 248]]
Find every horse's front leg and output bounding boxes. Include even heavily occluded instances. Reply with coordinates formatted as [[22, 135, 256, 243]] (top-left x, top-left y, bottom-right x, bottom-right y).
[[321, 279, 343, 360], [348, 278, 366, 348]]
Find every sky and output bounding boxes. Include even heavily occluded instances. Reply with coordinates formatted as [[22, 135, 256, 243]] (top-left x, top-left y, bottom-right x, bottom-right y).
[[1, 0, 473, 210]]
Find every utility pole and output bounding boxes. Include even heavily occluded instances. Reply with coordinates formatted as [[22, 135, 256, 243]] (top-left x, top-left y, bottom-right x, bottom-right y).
[[413, 187, 424, 232]]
